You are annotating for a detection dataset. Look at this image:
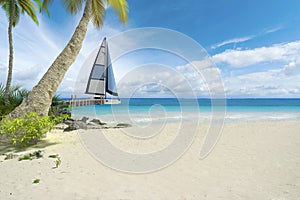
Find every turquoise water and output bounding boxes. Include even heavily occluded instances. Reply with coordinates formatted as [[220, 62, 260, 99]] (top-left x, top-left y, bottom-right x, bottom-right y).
[[71, 98, 300, 124]]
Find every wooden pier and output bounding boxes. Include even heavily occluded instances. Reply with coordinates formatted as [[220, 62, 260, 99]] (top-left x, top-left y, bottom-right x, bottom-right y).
[[63, 98, 105, 107], [62, 98, 120, 107]]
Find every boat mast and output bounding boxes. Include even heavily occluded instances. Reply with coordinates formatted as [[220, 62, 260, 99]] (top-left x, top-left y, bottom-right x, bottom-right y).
[[104, 37, 107, 100]]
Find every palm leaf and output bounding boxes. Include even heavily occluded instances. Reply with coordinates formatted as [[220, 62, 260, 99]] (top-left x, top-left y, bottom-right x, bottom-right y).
[[18, 0, 39, 25], [1, 0, 41, 26], [1, 1, 19, 26], [107, 0, 128, 23], [63, 0, 83, 14], [91, 0, 105, 28], [41, 0, 52, 15]]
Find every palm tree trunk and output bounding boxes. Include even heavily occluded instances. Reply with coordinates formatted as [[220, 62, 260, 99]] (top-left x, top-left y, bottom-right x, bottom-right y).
[[8, 0, 93, 119], [4, 0, 15, 106]]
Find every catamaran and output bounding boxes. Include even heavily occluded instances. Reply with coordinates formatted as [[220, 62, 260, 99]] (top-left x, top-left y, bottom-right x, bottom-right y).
[[85, 38, 120, 104]]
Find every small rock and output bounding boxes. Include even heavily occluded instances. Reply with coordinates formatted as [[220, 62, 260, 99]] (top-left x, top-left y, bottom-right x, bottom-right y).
[[64, 119, 74, 125], [87, 124, 102, 129], [4, 153, 18, 160], [90, 119, 106, 125], [115, 123, 132, 128], [64, 120, 88, 131], [87, 122, 99, 126], [29, 150, 44, 158], [101, 125, 111, 129], [54, 123, 68, 130], [64, 123, 79, 132], [80, 117, 89, 123], [75, 121, 87, 129]]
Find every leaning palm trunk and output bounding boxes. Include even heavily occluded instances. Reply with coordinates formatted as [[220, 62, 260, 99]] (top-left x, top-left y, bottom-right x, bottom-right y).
[[4, 0, 15, 106], [8, 1, 92, 119]]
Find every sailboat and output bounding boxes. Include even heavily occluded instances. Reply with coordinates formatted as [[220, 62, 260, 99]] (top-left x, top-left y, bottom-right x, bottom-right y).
[[85, 38, 121, 104]]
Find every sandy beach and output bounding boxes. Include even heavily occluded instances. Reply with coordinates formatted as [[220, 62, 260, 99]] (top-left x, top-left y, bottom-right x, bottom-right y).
[[0, 120, 299, 199]]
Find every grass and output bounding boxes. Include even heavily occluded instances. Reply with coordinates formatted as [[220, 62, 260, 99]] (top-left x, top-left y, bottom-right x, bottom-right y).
[[33, 179, 40, 184], [18, 155, 32, 161]]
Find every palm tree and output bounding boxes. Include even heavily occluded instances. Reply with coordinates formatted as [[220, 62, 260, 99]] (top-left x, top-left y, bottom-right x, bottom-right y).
[[8, 0, 128, 119], [0, 0, 42, 106]]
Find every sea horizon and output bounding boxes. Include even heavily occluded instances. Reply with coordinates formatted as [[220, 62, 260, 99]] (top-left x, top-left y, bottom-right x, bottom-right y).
[[71, 98, 300, 125]]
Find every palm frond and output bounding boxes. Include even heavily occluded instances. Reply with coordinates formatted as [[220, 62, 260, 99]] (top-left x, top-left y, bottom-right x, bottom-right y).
[[63, 0, 83, 14], [91, 0, 105, 28], [18, 0, 39, 25], [41, 0, 52, 16], [107, 0, 128, 23], [0, 83, 29, 104], [1, 0, 41, 26], [1, 1, 19, 26]]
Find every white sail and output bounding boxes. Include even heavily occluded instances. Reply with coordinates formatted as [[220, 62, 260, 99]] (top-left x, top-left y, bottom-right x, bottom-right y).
[[106, 49, 118, 96], [85, 38, 120, 103]]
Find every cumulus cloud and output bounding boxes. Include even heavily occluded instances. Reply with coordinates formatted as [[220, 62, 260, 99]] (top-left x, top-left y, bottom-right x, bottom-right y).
[[114, 58, 225, 98], [213, 40, 300, 68], [223, 69, 300, 97], [113, 54, 300, 98], [282, 61, 300, 76]]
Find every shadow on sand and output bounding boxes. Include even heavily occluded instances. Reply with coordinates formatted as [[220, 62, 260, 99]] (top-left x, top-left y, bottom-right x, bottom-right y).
[[0, 139, 59, 155]]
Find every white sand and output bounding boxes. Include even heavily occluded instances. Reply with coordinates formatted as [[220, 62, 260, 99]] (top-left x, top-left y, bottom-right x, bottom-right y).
[[0, 120, 300, 199]]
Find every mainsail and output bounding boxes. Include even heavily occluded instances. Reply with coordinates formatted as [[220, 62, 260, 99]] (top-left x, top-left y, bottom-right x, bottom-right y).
[[85, 38, 120, 104]]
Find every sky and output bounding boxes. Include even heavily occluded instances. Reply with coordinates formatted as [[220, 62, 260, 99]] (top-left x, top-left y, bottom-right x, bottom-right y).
[[1, 0, 300, 98]]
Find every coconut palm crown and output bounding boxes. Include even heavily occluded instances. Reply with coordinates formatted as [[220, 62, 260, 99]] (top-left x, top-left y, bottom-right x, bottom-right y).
[[42, 0, 128, 26]]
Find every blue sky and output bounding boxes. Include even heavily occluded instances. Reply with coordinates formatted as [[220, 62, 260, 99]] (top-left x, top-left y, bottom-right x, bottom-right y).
[[1, 0, 300, 98]]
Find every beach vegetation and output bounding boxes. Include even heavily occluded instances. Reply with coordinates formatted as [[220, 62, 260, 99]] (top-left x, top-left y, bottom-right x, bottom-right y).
[[0, 84, 29, 120], [54, 156, 61, 168], [8, 0, 128, 119], [49, 153, 61, 168], [0, 0, 44, 106], [0, 84, 70, 120], [18, 154, 32, 161], [33, 179, 40, 184], [0, 112, 67, 147], [49, 154, 59, 158], [48, 94, 71, 118]]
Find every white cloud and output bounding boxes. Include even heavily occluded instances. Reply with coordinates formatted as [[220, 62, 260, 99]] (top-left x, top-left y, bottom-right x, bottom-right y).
[[223, 69, 300, 97], [213, 40, 300, 97], [113, 58, 225, 98], [211, 36, 254, 49], [115, 46, 300, 98], [282, 60, 300, 76], [213, 40, 300, 68], [211, 26, 283, 50], [263, 26, 283, 34]]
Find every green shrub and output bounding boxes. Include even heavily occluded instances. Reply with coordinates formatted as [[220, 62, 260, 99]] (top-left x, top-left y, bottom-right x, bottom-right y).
[[0, 112, 65, 147], [0, 84, 29, 120]]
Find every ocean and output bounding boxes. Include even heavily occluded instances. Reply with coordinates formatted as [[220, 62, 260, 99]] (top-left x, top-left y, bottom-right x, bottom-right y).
[[71, 98, 300, 125]]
